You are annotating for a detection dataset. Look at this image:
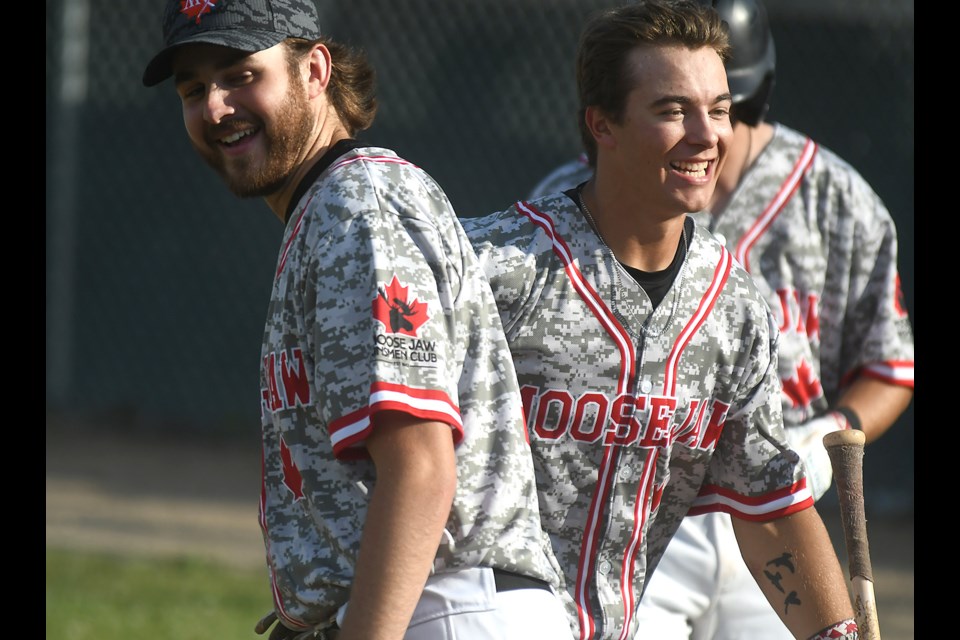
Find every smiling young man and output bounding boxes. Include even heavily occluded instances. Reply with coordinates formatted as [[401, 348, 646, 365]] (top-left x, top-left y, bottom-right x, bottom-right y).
[[463, 2, 858, 639], [527, 2, 914, 639], [142, 2, 570, 639]]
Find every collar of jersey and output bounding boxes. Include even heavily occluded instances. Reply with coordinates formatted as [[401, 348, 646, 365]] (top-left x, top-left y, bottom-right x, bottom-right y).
[[284, 138, 367, 226]]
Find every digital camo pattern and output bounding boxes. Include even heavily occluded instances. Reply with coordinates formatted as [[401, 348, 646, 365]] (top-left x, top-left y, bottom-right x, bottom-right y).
[[689, 123, 915, 430], [463, 197, 811, 640], [524, 125, 915, 639], [162, 0, 320, 50], [525, 123, 916, 432], [258, 146, 562, 630], [146, 0, 323, 85]]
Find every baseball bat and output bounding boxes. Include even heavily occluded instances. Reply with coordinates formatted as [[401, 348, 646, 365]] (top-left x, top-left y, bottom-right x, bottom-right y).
[[822, 428, 881, 640]]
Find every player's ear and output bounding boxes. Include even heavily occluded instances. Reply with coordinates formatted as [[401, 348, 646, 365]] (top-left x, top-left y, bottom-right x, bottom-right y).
[[306, 43, 332, 99], [584, 106, 615, 152]]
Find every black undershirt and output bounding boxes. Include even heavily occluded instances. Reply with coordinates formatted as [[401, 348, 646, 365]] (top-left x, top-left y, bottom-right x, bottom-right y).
[[568, 186, 690, 309]]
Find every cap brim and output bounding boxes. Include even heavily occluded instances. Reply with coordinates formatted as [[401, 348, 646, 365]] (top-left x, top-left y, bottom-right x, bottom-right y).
[[142, 30, 288, 87]]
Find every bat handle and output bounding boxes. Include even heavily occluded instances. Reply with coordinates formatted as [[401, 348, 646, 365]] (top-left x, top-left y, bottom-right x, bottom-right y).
[[822, 428, 882, 640]]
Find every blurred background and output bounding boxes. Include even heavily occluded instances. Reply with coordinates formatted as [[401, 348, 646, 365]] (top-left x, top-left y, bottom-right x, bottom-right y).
[[46, 0, 914, 514]]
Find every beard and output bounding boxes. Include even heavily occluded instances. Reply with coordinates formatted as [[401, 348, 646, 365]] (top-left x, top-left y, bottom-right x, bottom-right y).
[[195, 80, 315, 199]]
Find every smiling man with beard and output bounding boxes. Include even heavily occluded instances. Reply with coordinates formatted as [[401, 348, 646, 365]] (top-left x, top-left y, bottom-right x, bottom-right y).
[[142, 2, 570, 639]]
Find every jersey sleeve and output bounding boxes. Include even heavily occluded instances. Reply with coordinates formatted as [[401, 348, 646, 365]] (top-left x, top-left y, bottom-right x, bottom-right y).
[[461, 203, 555, 337], [301, 168, 464, 460], [820, 157, 915, 393], [694, 297, 813, 519]]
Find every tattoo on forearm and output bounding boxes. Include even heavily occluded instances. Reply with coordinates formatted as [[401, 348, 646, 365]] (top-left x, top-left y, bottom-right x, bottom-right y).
[[766, 552, 795, 573], [783, 590, 802, 614], [763, 552, 802, 613]]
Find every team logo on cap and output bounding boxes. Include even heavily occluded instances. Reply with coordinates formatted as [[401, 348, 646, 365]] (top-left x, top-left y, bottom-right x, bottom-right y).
[[373, 276, 429, 337], [180, 0, 217, 24]]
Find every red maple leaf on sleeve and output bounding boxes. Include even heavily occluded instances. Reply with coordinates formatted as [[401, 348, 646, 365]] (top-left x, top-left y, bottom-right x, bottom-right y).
[[372, 275, 430, 337]]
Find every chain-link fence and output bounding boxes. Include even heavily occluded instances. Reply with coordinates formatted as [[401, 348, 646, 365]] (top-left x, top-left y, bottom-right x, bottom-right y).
[[46, 0, 913, 511]]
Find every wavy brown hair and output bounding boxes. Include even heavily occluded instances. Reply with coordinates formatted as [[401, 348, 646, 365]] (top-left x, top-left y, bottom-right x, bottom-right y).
[[285, 38, 378, 137], [576, 0, 730, 167]]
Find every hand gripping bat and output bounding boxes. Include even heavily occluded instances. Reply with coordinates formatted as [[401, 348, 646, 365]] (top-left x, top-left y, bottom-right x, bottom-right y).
[[822, 429, 881, 640]]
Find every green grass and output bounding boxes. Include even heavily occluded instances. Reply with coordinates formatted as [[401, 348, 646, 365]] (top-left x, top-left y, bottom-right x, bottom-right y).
[[46, 548, 275, 639]]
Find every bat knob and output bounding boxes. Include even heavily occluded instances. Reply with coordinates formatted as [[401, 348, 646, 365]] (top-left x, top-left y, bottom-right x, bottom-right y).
[[823, 428, 865, 449]]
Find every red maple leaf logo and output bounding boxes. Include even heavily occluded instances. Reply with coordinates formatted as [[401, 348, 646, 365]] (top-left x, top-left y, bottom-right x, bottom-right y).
[[279, 437, 304, 500], [372, 275, 429, 336], [180, 0, 217, 24], [780, 358, 823, 409]]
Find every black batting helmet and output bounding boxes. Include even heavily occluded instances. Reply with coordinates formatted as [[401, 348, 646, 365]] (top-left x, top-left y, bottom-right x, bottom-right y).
[[702, 0, 776, 125]]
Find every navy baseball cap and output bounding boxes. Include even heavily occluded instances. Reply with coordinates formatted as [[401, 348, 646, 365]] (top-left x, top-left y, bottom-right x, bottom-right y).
[[142, 0, 322, 87]]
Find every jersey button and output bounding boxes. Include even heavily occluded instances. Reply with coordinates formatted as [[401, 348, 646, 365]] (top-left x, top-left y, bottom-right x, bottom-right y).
[[639, 380, 652, 393], [598, 560, 612, 575], [618, 466, 632, 481]]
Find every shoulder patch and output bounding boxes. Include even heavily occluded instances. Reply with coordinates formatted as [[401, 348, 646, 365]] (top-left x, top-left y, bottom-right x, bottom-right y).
[[372, 275, 429, 336]]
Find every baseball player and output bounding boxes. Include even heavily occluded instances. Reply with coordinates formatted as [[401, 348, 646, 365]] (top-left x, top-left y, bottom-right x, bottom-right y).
[[463, 2, 860, 639], [525, 1, 915, 638], [142, 1, 571, 639]]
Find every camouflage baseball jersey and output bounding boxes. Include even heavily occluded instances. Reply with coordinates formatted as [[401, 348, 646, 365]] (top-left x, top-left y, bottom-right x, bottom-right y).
[[462, 198, 812, 640], [528, 123, 916, 432], [689, 123, 915, 426], [259, 142, 562, 630]]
